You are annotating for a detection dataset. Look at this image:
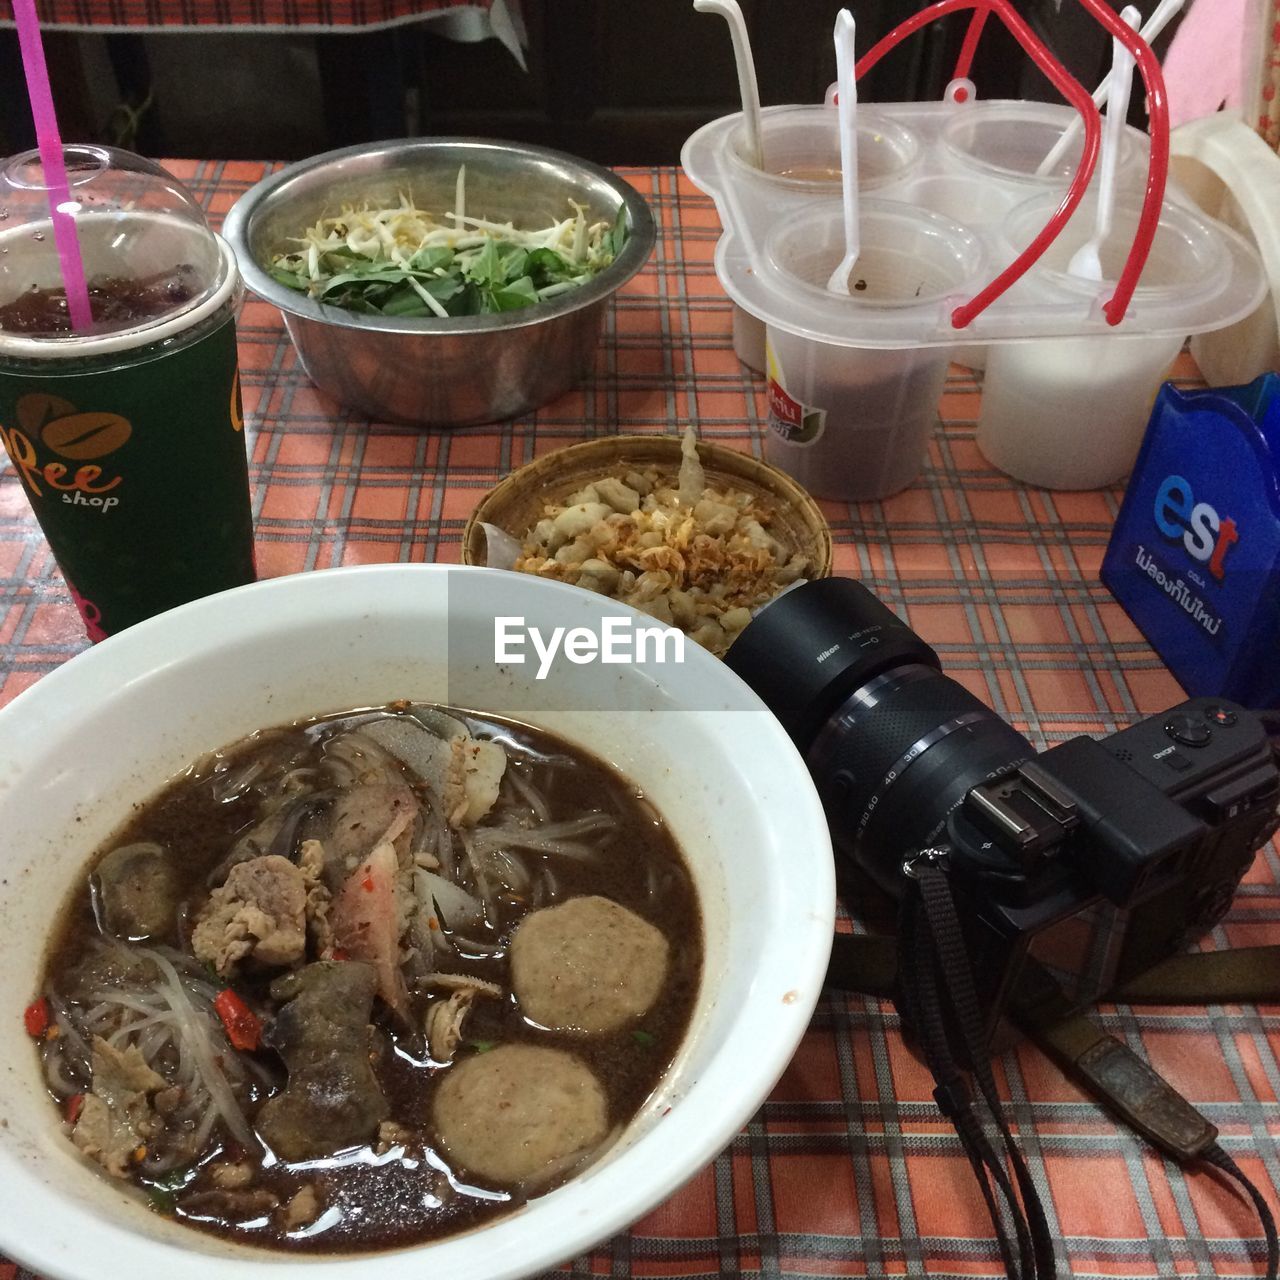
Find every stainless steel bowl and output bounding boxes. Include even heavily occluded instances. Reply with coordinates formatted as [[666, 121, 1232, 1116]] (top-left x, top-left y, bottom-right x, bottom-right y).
[[222, 139, 656, 427]]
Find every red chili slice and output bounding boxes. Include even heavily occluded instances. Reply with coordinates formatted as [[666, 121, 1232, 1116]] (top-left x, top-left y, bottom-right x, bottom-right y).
[[213, 989, 262, 1052], [24, 997, 50, 1038]]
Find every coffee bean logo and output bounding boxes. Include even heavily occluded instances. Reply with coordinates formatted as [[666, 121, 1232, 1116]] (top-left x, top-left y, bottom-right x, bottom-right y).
[[16, 392, 76, 436], [42, 411, 132, 460]]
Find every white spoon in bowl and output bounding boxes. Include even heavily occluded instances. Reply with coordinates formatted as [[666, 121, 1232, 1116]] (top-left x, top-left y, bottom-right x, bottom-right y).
[[1067, 6, 1141, 283], [826, 9, 860, 295]]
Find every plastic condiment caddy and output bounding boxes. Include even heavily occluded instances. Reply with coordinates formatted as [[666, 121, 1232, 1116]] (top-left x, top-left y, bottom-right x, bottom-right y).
[[686, 100, 1263, 351]]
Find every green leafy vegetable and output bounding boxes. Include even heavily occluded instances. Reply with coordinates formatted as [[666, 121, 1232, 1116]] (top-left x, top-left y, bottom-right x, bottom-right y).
[[609, 207, 629, 260], [267, 169, 628, 320], [632, 1028, 656, 1047], [146, 1166, 196, 1215]]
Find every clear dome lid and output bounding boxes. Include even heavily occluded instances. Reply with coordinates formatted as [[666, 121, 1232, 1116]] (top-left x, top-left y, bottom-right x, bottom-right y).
[[0, 145, 227, 343]]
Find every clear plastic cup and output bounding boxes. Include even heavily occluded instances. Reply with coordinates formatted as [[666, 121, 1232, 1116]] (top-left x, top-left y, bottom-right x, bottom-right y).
[[760, 202, 984, 501], [977, 194, 1223, 489], [732, 303, 766, 372], [939, 101, 1145, 186], [0, 146, 254, 639], [897, 175, 1020, 372], [723, 105, 921, 260]]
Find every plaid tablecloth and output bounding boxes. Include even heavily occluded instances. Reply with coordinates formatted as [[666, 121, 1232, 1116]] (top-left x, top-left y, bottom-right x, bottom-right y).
[[2, 161, 1278, 1279], [0, 0, 499, 33]]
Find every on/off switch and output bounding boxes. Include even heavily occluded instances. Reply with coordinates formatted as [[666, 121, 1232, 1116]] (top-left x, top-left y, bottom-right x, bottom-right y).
[[1164, 714, 1213, 747]]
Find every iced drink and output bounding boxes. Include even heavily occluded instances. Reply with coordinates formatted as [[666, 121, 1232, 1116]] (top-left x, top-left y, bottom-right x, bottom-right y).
[[0, 145, 254, 640]]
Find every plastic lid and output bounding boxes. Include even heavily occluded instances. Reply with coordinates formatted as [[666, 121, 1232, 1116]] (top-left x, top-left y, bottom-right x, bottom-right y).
[[0, 145, 226, 343]]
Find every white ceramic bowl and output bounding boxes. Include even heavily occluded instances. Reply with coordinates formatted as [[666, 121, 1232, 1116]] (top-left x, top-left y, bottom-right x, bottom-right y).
[[0, 563, 835, 1280]]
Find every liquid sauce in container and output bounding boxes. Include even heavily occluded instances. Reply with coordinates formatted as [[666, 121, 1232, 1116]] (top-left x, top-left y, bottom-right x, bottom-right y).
[[774, 165, 842, 181]]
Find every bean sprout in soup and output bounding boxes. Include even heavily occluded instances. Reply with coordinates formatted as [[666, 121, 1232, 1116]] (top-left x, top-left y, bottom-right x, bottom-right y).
[[30, 704, 702, 1253]]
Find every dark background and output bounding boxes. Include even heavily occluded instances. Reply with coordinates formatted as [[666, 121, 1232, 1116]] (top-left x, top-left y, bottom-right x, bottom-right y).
[[0, 0, 1178, 162]]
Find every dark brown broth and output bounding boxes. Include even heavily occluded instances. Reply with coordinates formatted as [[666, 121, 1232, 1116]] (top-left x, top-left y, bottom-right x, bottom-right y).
[[40, 707, 702, 1254]]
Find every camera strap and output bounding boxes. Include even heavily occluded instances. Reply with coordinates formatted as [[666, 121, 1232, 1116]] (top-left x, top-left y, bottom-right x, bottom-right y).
[[1019, 991, 1279, 1280], [827, 921, 1280, 1280], [895, 852, 1058, 1280]]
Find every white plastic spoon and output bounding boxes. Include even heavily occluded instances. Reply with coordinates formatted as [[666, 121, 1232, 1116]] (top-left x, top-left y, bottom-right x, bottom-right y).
[[694, 0, 764, 168], [1067, 6, 1140, 282], [826, 9, 860, 295], [1035, 0, 1182, 177]]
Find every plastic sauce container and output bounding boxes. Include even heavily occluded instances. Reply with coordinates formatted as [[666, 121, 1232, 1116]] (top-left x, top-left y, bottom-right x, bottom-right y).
[[762, 202, 983, 501], [977, 193, 1223, 489]]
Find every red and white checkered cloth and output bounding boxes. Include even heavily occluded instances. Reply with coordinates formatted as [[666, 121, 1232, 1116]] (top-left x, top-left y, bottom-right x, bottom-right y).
[[1, 161, 1278, 1279]]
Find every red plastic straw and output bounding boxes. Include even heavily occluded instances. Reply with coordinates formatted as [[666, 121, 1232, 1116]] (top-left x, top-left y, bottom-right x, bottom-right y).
[[854, 0, 1102, 330], [12, 0, 93, 332]]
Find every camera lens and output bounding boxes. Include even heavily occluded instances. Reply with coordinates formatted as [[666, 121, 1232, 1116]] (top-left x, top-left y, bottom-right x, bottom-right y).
[[810, 665, 1032, 883], [727, 580, 1033, 889], [725, 578, 943, 746]]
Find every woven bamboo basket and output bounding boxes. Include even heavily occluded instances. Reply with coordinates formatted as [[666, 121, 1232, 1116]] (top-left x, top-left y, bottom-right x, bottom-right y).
[[462, 435, 833, 579]]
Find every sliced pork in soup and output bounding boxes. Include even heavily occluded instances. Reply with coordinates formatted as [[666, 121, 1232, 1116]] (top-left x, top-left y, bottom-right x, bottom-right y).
[[29, 705, 702, 1253]]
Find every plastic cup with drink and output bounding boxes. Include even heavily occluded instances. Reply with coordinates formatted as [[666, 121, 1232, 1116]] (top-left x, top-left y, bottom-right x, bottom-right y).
[[976, 192, 1224, 489], [760, 202, 984, 501], [0, 146, 255, 640]]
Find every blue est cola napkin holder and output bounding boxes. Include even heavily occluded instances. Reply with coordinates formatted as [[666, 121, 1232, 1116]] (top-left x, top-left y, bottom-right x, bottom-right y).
[[1102, 373, 1280, 710]]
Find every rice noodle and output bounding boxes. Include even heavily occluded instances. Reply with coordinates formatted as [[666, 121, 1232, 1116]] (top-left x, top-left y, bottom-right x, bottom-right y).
[[144, 946, 257, 1150], [472, 829, 608, 862], [41, 1039, 83, 1097], [278, 765, 318, 793], [504, 767, 550, 823], [137, 1024, 170, 1063], [474, 813, 613, 845], [107, 1012, 170, 1047], [322, 730, 403, 790], [210, 758, 267, 803], [47, 990, 90, 1065], [416, 804, 451, 874], [448, 933, 507, 959], [482, 846, 532, 896], [62, 942, 257, 1154], [538, 864, 563, 903], [457, 830, 496, 923], [436, 824, 456, 879]]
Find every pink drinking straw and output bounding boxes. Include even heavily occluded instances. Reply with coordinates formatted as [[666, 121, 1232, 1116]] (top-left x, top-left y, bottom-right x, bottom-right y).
[[11, 0, 93, 332]]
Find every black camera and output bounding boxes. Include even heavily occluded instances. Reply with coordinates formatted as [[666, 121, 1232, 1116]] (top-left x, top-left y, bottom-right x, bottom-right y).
[[726, 579, 1280, 1041]]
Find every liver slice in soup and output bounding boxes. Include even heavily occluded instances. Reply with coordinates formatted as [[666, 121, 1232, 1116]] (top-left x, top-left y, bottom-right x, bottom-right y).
[[256, 960, 390, 1161]]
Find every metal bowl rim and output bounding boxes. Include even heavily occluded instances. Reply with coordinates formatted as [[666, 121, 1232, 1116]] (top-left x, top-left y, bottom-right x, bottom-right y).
[[222, 138, 657, 336]]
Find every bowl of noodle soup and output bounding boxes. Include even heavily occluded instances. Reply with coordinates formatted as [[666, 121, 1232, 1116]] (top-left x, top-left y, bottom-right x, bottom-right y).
[[0, 563, 834, 1280]]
